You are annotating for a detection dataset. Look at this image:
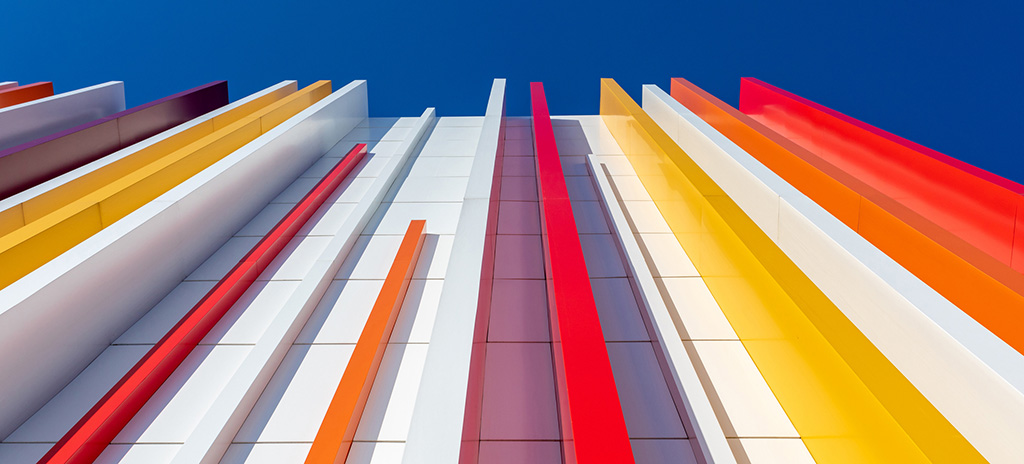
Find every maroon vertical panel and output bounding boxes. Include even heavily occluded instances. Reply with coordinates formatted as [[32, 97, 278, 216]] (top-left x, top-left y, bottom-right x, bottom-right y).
[[0, 81, 228, 199]]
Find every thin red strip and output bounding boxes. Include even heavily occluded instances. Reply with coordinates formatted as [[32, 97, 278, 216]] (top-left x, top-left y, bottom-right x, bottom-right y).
[[39, 143, 368, 464], [530, 82, 634, 464]]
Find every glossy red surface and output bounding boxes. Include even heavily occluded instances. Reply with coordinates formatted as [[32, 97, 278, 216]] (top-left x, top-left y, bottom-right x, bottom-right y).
[[531, 82, 635, 464], [740, 77, 1024, 270], [38, 144, 367, 464]]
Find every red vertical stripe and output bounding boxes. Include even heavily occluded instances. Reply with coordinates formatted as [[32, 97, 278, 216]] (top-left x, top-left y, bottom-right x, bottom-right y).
[[530, 82, 635, 464], [39, 144, 368, 464]]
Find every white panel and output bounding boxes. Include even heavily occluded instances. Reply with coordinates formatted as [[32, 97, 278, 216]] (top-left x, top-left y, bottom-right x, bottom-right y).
[[688, 341, 800, 438], [0, 81, 366, 440], [113, 345, 250, 443], [232, 344, 353, 443], [221, 443, 312, 464], [643, 84, 1024, 461], [401, 79, 505, 464], [353, 344, 429, 442], [169, 107, 436, 464], [96, 443, 180, 464], [0, 81, 125, 151], [5, 346, 149, 442]]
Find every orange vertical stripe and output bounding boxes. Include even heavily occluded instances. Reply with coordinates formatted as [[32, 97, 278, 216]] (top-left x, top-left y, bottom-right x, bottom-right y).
[[305, 219, 427, 464]]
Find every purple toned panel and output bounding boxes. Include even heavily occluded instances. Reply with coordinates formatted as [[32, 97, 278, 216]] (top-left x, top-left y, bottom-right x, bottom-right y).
[[630, 439, 699, 464], [497, 201, 542, 235], [570, 201, 611, 234], [500, 176, 539, 201], [115, 81, 229, 147], [578, 234, 628, 278], [480, 343, 561, 440], [0, 81, 228, 199], [502, 156, 536, 177], [487, 279, 550, 342], [591, 278, 649, 342], [493, 235, 545, 279], [606, 342, 688, 439], [478, 441, 563, 464]]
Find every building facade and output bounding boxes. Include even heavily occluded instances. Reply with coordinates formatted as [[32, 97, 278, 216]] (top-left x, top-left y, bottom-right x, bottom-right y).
[[0, 77, 1020, 463]]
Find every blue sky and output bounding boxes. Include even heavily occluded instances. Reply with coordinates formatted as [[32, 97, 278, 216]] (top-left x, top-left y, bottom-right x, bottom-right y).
[[3, 0, 1021, 181]]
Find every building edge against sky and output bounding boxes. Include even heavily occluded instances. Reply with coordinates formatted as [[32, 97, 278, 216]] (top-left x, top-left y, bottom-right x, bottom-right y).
[[0, 76, 1020, 463]]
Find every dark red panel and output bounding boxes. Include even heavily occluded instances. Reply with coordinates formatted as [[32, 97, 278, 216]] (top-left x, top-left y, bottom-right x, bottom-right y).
[[38, 144, 367, 464], [0, 81, 228, 199]]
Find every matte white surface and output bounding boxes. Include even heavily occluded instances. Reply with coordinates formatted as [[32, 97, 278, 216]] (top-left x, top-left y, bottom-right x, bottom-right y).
[[402, 79, 505, 464], [644, 84, 1024, 461], [0, 80, 363, 441], [0, 81, 126, 151], [233, 344, 354, 443], [169, 107, 436, 464]]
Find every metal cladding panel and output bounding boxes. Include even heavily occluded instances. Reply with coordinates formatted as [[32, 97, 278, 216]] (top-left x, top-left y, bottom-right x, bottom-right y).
[[0, 82, 124, 152], [644, 83, 1022, 462], [0, 81, 228, 199], [0, 81, 350, 442], [38, 145, 367, 464], [531, 82, 635, 464], [601, 78, 983, 463], [740, 77, 1022, 270], [670, 77, 1024, 371]]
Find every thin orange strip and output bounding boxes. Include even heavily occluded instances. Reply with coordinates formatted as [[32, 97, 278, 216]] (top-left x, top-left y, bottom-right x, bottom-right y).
[[305, 219, 427, 464]]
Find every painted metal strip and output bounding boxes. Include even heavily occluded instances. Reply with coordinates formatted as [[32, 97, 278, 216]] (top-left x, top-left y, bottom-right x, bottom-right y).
[[306, 219, 426, 464], [643, 83, 1015, 461], [601, 78, 982, 463], [402, 79, 505, 464], [0, 82, 53, 109], [0, 81, 125, 152], [587, 154, 735, 464], [169, 107, 435, 464], [0, 82, 17, 91], [0, 81, 229, 199], [671, 78, 1024, 368], [740, 77, 1024, 272], [531, 82, 634, 464], [456, 86, 506, 464], [37, 143, 367, 464], [0, 81, 330, 290], [0, 81, 358, 441]]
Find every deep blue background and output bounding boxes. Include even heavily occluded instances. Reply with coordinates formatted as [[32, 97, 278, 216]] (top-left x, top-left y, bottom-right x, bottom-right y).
[[3, 0, 1021, 181]]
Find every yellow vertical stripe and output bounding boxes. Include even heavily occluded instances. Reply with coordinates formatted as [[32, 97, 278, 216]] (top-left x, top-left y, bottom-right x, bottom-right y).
[[600, 79, 982, 463], [0, 81, 331, 290]]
